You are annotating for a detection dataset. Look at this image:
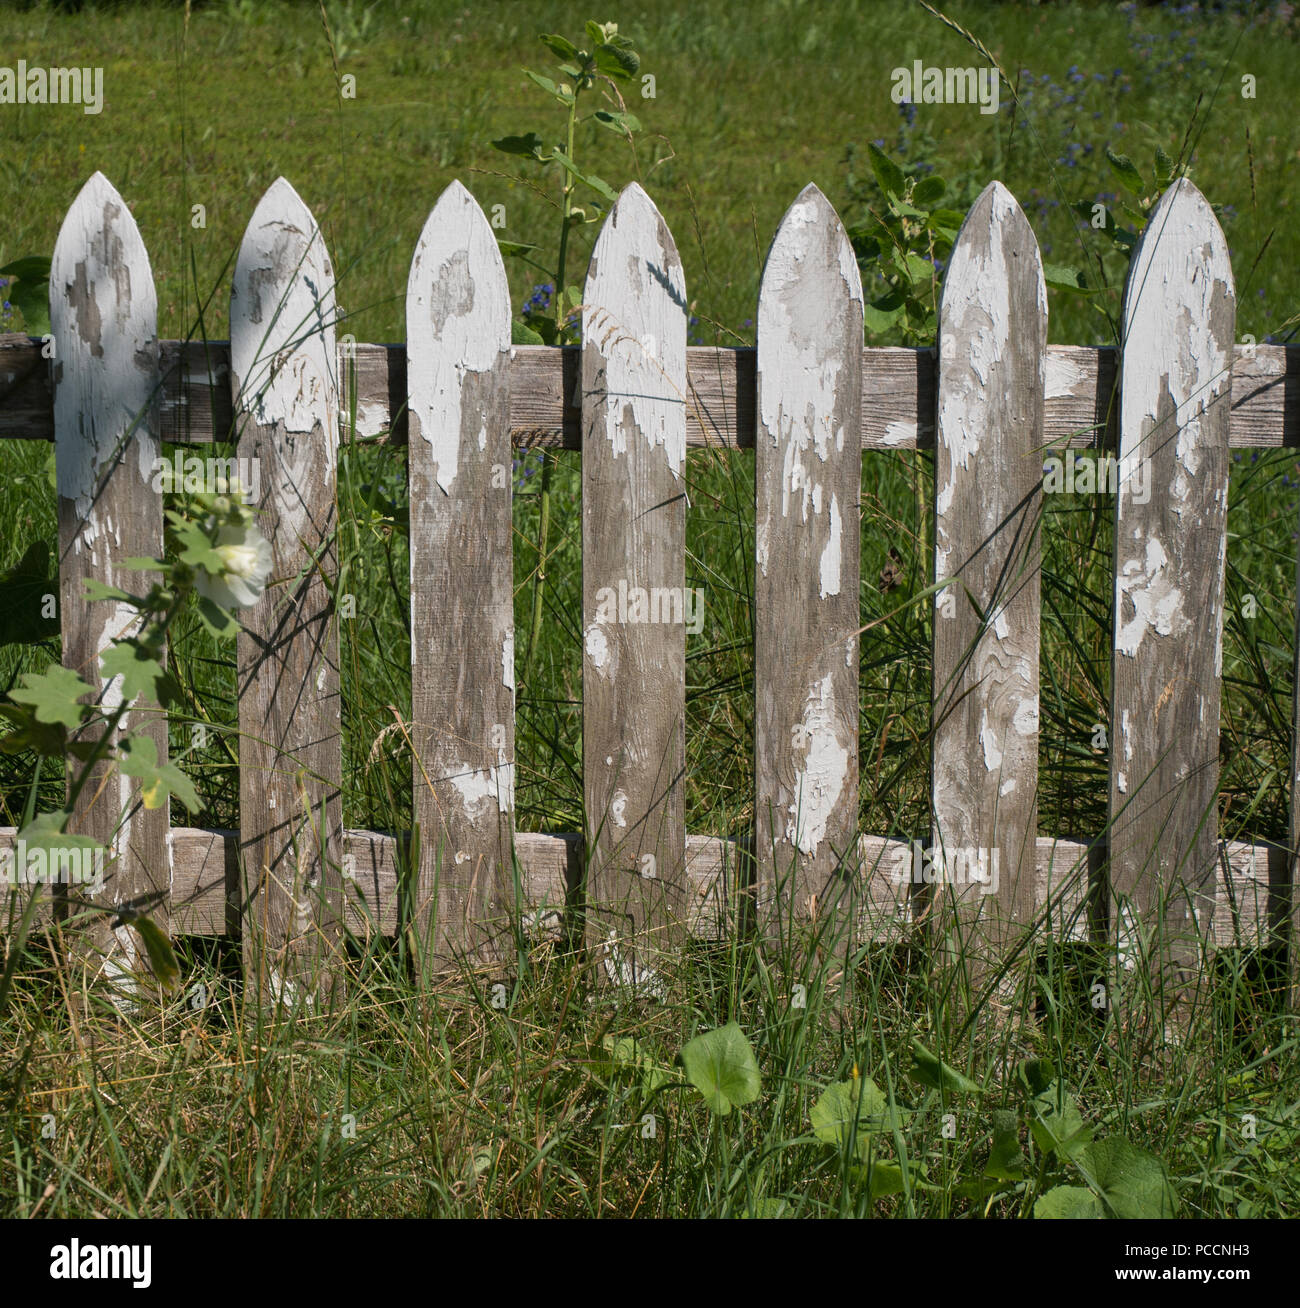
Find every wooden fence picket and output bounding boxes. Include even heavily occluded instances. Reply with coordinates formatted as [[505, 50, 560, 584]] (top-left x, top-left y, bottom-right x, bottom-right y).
[[230, 177, 344, 1008], [1108, 178, 1235, 1023], [406, 180, 515, 968], [581, 182, 688, 989], [932, 181, 1046, 995], [754, 184, 863, 950], [50, 171, 170, 994]]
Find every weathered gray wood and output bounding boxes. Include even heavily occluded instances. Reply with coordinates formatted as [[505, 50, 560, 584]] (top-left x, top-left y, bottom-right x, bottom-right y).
[[4, 335, 1296, 451], [3, 825, 1272, 951], [230, 177, 344, 1009], [754, 185, 863, 949], [1109, 178, 1235, 1024], [581, 182, 688, 990], [932, 181, 1046, 992], [50, 171, 170, 994], [406, 180, 515, 967]]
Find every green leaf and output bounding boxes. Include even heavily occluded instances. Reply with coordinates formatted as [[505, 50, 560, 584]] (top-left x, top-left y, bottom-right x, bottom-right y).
[[1154, 146, 1175, 185], [593, 108, 641, 134], [491, 132, 546, 159], [497, 239, 543, 259], [1105, 147, 1146, 196], [892, 249, 935, 283], [595, 42, 639, 80], [10, 664, 94, 729], [0, 542, 59, 647], [512, 318, 545, 346], [1017, 1058, 1055, 1097], [195, 593, 240, 640], [119, 735, 201, 813], [549, 150, 618, 203], [811, 1075, 890, 1148], [679, 1022, 761, 1116], [867, 143, 905, 199], [16, 810, 104, 865], [0, 703, 67, 757], [1034, 1184, 1105, 1218], [1043, 263, 1093, 293], [597, 1035, 673, 1093], [909, 1040, 983, 1096], [863, 291, 905, 335], [986, 1108, 1028, 1180], [742, 1197, 790, 1218], [100, 641, 178, 707], [524, 69, 572, 103], [129, 913, 181, 992], [864, 1161, 906, 1198], [1029, 1083, 1094, 1160], [83, 578, 141, 606], [911, 176, 946, 207], [538, 33, 578, 61], [1077, 1137, 1179, 1218], [0, 255, 52, 335]]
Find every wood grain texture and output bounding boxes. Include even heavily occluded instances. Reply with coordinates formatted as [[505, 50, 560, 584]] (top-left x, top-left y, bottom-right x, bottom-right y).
[[932, 181, 1046, 988], [50, 171, 170, 993], [406, 181, 515, 967], [230, 177, 343, 1009], [1108, 178, 1235, 1023], [581, 183, 688, 991], [754, 185, 863, 948], [4, 335, 1296, 451]]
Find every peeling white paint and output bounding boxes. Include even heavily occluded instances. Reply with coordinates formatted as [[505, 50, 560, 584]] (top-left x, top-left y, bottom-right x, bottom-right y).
[[882, 419, 916, 447], [407, 180, 509, 494], [601, 929, 666, 998], [1012, 695, 1039, 737], [786, 674, 849, 856], [502, 628, 515, 692], [1045, 350, 1086, 400], [1115, 531, 1186, 656], [980, 709, 1003, 772], [584, 622, 612, 676], [51, 172, 160, 535], [231, 177, 337, 451], [1000, 778, 1017, 796], [585, 184, 687, 477], [449, 758, 515, 815], [610, 790, 628, 828], [818, 494, 842, 598]]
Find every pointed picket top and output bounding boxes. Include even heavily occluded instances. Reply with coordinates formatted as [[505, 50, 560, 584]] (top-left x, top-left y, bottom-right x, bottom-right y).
[[230, 176, 337, 459], [932, 178, 1046, 989], [1119, 177, 1235, 479], [583, 180, 687, 478], [407, 178, 511, 496], [51, 170, 159, 528], [754, 183, 863, 947]]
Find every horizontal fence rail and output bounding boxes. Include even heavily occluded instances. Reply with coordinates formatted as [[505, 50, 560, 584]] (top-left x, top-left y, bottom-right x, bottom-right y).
[[2, 169, 1298, 1014]]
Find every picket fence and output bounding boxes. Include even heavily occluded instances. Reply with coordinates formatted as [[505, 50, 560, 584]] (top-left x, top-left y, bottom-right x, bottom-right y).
[[1, 169, 1297, 1010]]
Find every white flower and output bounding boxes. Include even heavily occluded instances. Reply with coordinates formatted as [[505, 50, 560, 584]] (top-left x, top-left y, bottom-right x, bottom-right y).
[[195, 523, 273, 610]]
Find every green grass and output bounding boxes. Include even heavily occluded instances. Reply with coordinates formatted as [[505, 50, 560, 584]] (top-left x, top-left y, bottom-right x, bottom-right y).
[[2, 0, 1300, 1218]]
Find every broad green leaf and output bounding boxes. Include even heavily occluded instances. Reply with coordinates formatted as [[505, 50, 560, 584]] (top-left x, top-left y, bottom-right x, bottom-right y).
[[10, 664, 94, 729], [549, 150, 618, 203], [538, 33, 578, 61], [1034, 1184, 1105, 1218], [1017, 1058, 1055, 1097], [100, 641, 178, 707], [986, 1108, 1028, 1180], [679, 1022, 761, 1116], [0, 703, 66, 757], [512, 318, 545, 346], [1077, 1137, 1179, 1218], [810, 1075, 890, 1147], [893, 249, 935, 283], [524, 69, 571, 103], [909, 1039, 983, 1096], [1029, 1083, 1094, 1160], [1043, 263, 1093, 293], [863, 291, 905, 334], [1154, 146, 1175, 185], [598, 1035, 673, 1093], [119, 735, 201, 813], [497, 240, 543, 259], [491, 132, 546, 159], [595, 43, 639, 79], [867, 143, 905, 199], [0, 542, 60, 647], [129, 913, 181, 993], [0, 256, 52, 335], [593, 108, 641, 134], [742, 1198, 790, 1218], [911, 176, 946, 207], [1105, 147, 1146, 196], [83, 577, 141, 606], [195, 593, 240, 640]]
